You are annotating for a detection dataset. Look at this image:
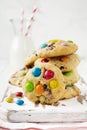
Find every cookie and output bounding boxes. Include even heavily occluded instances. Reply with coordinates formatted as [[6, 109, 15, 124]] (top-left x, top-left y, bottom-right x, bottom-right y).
[[62, 84, 80, 99], [24, 51, 39, 68], [24, 40, 78, 68], [9, 68, 28, 87], [62, 69, 80, 85], [35, 54, 80, 72], [37, 39, 78, 58], [22, 63, 65, 105]]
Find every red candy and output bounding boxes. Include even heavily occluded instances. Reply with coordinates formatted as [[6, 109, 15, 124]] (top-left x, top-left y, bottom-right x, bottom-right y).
[[16, 92, 23, 97], [43, 69, 54, 80], [41, 58, 49, 63]]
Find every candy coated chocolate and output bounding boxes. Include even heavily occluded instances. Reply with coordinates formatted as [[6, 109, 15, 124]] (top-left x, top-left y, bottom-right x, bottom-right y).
[[6, 97, 13, 103], [16, 99, 24, 105], [50, 79, 59, 89], [32, 67, 41, 77], [16, 92, 23, 97], [63, 71, 73, 76], [67, 40, 73, 43], [43, 69, 54, 80], [41, 58, 49, 63], [40, 43, 47, 48], [68, 84, 73, 87], [25, 81, 34, 92], [35, 84, 44, 94]]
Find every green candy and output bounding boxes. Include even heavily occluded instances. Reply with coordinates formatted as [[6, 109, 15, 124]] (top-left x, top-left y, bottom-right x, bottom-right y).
[[25, 81, 34, 92], [67, 40, 73, 43], [63, 71, 73, 76], [21, 72, 27, 76]]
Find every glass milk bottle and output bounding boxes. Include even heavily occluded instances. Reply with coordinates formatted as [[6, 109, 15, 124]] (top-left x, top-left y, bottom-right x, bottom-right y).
[[9, 19, 35, 71]]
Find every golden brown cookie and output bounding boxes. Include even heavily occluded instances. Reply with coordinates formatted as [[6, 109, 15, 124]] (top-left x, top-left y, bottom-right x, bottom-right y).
[[22, 63, 65, 105], [9, 68, 28, 87], [62, 84, 80, 99], [62, 69, 80, 85], [37, 40, 78, 58], [24, 40, 78, 68], [35, 54, 80, 72]]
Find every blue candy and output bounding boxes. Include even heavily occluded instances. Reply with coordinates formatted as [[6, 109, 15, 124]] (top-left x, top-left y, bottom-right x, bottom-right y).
[[32, 67, 41, 77], [16, 99, 24, 105], [68, 84, 73, 87], [40, 43, 47, 48]]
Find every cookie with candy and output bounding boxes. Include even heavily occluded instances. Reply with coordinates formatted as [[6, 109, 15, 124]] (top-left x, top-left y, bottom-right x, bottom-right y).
[[24, 39, 78, 68], [22, 62, 80, 104], [37, 39, 78, 58], [9, 68, 28, 87], [9, 39, 80, 105], [22, 63, 65, 105], [34, 54, 80, 72]]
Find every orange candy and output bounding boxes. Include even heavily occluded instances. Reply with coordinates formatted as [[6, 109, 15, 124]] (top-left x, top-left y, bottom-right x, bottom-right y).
[[60, 56, 69, 62], [35, 84, 44, 94]]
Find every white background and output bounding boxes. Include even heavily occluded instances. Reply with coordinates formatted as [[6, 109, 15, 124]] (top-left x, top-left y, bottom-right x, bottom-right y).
[[0, 0, 87, 61]]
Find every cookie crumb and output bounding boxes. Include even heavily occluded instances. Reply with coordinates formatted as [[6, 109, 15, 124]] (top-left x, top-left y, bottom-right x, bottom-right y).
[[77, 94, 87, 104], [61, 104, 66, 106], [35, 100, 40, 107], [53, 101, 60, 106]]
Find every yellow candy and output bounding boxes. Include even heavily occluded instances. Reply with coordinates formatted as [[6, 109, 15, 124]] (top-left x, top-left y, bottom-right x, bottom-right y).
[[6, 97, 13, 103], [39, 95, 45, 103], [48, 39, 59, 43], [49, 79, 60, 89]]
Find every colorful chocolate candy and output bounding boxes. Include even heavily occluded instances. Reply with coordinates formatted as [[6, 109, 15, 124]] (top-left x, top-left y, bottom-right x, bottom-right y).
[[25, 81, 34, 92], [21, 72, 27, 76], [60, 56, 69, 62], [49, 79, 59, 89], [39, 95, 45, 103], [61, 42, 69, 46], [32, 67, 41, 77], [67, 84, 73, 87], [41, 58, 49, 63], [43, 69, 54, 80], [16, 92, 23, 97], [35, 84, 44, 94], [63, 71, 73, 76], [16, 99, 24, 105], [6, 97, 13, 103], [49, 39, 59, 43], [67, 40, 73, 43], [40, 43, 47, 48]]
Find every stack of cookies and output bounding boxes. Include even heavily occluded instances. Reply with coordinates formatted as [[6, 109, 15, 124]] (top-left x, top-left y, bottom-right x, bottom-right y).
[[9, 39, 80, 105]]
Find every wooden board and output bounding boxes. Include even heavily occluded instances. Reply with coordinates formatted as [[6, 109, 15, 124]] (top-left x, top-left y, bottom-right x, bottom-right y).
[[0, 67, 87, 129], [0, 79, 87, 123]]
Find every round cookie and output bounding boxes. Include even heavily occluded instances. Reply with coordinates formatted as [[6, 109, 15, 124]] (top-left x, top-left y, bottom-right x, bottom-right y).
[[24, 40, 78, 68], [9, 68, 28, 87], [22, 63, 65, 105], [62, 69, 80, 85], [37, 39, 78, 58], [35, 54, 80, 72], [61, 84, 80, 99]]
